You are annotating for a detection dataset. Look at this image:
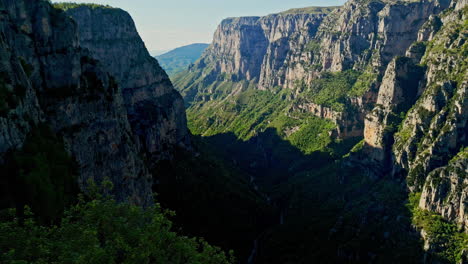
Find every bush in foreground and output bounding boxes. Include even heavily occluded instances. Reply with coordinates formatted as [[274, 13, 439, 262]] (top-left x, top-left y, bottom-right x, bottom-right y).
[[0, 195, 234, 264]]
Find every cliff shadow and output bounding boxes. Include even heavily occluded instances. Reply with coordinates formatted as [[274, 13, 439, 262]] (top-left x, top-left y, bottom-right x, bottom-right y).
[[154, 127, 426, 264]]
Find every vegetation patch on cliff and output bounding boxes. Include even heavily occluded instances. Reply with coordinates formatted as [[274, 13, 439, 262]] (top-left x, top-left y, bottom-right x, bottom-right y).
[[53, 2, 116, 11], [450, 147, 468, 164], [348, 68, 379, 97], [0, 124, 78, 223], [408, 193, 468, 263], [300, 70, 361, 112], [187, 89, 337, 155]]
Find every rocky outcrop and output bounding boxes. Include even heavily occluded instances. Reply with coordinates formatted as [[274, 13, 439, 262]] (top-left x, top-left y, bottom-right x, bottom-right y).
[[181, 0, 453, 95], [363, 57, 425, 164], [0, 0, 152, 205], [279, 0, 451, 90], [257, 13, 328, 90], [419, 153, 468, 230], [175, 0, 459, 143], [358, 0, 467, 237], [0, 0, 190, 206], [174, 8, 333, 104], [342, 4, 468, 258], [64, 6, 190, 163], [206, 16, 268, 82], [392, 4, 467, 191], [292, 101, 363, 139]]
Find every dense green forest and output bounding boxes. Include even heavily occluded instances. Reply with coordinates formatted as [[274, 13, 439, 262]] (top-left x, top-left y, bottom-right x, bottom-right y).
[[0, 194, 234, 263]]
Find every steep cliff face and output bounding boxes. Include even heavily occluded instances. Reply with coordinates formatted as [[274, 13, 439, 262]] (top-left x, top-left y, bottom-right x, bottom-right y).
[[181, 0, 451, 96], [175, 0, 459, 142], [392, 4, 467, 191], [0, 0, 190, 207], [419, 150, 468, 230], [206, 16, 267, 82], [278, 0, 454, 139], [63, 6, 190, 163], [356, 1, 467, 255], [175, 8, 332, 104], [363, 57, 425, 165], [257, 13, 329, 90], [0, 0, 153, 205], [397, 4, 467, 243], [310, 0, 450, 72]]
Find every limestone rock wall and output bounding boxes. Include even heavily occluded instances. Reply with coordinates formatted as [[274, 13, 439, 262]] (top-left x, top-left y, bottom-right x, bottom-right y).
[[0, 0, 192, 206], [420, 156, 468, 230], [64, 6, 190, 163]]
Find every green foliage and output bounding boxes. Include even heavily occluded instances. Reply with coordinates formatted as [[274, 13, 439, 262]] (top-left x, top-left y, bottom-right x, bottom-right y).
[[0, 197, 235, 264], [408, 193, 468, 263], [395, 10, 467, 185], [422, 8, 467, 86], [305, 40, 321, 53], [0, 124, 78, 223], [407, 164, 426, 189], [348, 69, 379, 97], [53, 2, 116, 11], [173, 7, 468, 264], [172, 67, 243, 107], [395, 125, 412, 145], [302, 70, 361, 112], [410, 41, 428, 56], [384, 111, 407, 135], [350, 139, 365, 153], [188, 89, 289, 138], [188, 89, 337, 154], [450, 147, 468, 163], [287, 116, 335, 154]]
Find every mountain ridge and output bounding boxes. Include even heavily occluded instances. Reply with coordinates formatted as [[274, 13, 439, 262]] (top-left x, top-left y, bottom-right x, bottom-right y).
[[157, 43, 209, 77]]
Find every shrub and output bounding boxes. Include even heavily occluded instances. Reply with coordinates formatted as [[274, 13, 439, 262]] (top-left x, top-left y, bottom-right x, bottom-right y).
[[303, 70, 361, 112], [287, 117, 336, 154], [0, 197, 235, 264], [53, 2, 116, 11], [407, 193, 468, 263]]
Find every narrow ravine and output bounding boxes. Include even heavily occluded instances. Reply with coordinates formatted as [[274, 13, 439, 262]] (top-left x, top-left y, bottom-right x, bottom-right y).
[[247, 239, 259, 264], [246, 174, 284, 264]]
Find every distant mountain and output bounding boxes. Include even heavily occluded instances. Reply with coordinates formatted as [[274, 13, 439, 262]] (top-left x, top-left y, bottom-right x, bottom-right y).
[[150, 49, 169, 56], [156, 43, 209, 77]]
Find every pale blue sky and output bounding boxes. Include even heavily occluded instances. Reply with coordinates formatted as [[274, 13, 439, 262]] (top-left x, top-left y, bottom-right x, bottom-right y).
[[54, 0, 346, 53]]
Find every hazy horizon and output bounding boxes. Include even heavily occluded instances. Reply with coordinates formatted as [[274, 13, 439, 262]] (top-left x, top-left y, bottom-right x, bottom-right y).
[[53, 0, 346, 52]]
